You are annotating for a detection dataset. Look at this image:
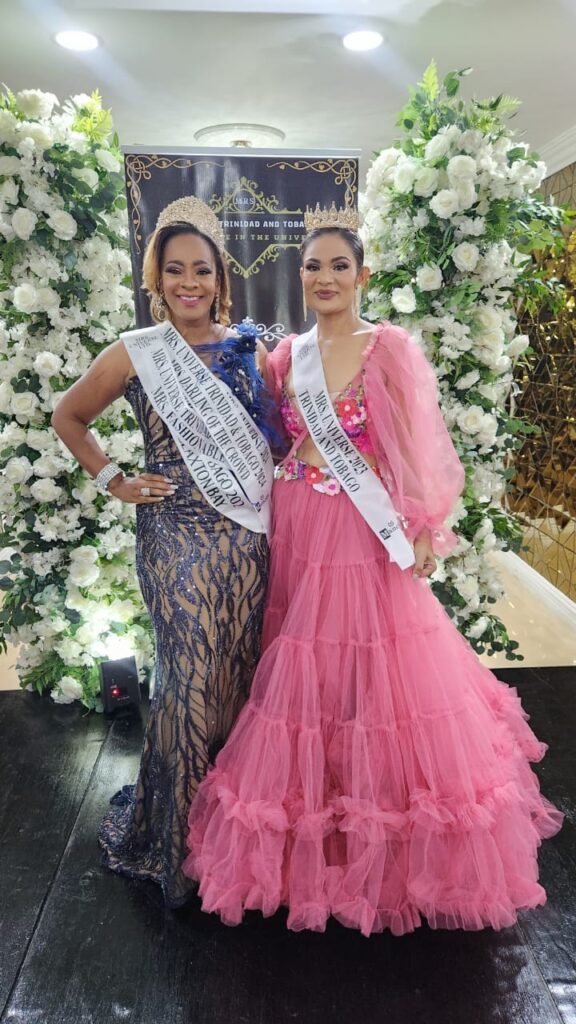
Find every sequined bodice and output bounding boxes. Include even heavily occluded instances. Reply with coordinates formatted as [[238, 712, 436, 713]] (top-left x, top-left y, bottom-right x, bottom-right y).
[[280, 374, 375, 456], [125, 375, 180, 464]]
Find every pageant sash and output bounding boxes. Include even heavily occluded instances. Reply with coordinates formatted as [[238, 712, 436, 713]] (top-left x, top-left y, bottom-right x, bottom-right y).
[[122, 322, 273, 535], [291, 328, 415, 569]]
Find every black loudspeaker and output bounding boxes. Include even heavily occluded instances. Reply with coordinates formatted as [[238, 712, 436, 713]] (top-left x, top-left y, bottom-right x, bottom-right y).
[[99, 656, 141, 714]]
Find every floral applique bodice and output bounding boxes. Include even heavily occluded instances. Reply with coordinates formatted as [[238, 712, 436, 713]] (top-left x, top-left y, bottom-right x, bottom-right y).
[[277, 368, 379, 495], [280, 375, 375, 456]]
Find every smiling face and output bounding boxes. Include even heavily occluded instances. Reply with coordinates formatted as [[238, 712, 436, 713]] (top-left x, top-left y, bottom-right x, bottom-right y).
[[300, 230, 368, 317], [159, 230, 219, 331]]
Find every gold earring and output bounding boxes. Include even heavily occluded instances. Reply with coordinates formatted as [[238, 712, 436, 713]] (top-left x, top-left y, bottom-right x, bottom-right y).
[[213, 294, 220, 322], [302, 287, 307, 322], [151, 293, 166, 321]]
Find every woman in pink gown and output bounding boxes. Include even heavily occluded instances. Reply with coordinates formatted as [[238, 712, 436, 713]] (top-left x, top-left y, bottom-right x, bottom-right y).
[[183, 215, 562, 937]]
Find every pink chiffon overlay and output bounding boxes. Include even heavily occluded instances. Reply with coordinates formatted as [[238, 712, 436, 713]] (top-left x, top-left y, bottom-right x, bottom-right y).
[[183, 325, 562, 936]]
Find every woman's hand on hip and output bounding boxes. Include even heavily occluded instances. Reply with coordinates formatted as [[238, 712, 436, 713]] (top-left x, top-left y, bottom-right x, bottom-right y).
[[108, 472, 177, 504]]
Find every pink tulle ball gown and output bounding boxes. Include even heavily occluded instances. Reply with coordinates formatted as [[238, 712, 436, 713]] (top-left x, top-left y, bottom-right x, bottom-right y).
[[183, 323, 562, 937]]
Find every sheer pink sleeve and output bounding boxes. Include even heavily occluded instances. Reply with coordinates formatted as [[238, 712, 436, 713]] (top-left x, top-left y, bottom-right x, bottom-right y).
[[262, 335, 295, 406], [364, 323, 464, 555]]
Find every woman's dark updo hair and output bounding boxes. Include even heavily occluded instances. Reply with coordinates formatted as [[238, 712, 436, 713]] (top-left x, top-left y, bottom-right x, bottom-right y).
[[300, 226, 364, 270]]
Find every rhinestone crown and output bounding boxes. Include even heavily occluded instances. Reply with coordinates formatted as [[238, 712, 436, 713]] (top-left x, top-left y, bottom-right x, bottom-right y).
[[155, 196, 226, 252], [303, 201, 359, 233]]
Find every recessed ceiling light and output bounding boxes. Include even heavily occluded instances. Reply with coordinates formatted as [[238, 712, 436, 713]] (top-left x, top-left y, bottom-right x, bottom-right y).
[[55, 30, 99, 52], [342, 30, 383, 52]]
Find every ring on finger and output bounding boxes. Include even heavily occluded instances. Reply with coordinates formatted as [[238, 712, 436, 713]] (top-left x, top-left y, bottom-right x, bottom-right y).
[[141, 486, 151, 497]]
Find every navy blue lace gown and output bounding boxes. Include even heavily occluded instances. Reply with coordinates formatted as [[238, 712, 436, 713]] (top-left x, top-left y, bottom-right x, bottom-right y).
[[98, 328, 271, 906]]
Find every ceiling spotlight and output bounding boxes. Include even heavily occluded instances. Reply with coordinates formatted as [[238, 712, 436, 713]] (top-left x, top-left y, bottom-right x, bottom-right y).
[[342, 30, 383, 52], [55, 30, 100, 51]]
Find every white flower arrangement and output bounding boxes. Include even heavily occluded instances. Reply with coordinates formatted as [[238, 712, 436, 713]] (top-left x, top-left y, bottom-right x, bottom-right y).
[[360, 64, 569, 659], [0, 87, 153, 709]]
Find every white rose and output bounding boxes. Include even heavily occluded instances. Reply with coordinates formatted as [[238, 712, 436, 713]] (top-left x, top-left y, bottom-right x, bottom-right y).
[[416, 264, 443, 291], [72, 167, 99, 190], [455, 575, 479, 602], [70, 545, 99, 565], [457, 405, 488, 435], [32, 454, 64, 478], [47, 210, 77, 241], [365, 148, 401, 194], [455, 370, 480, 390], [413, 166, 439, 197], [95, 148, 121, 174], [452, 242, 480, 272], [27, 428, 56, 451], [476, 305, 502, 331], [456, 180, 477, 210], [54, 637, 84, 665], [447, 155, 477, 183], [54, 675, 83, 703], [12, 283, 39, 313], [0, 110, 18, 145], [391, 284, 417, 314], [34, 351, 63, 377], [30, 478, 63, 503], [11, 207, 37, 240], [72, 478, 98, 505], [0, 382, 15, 415], [507, 335, 530, 358], [4, 456, 34, 484], [0, 178, 19, 205], [424, 134, 451, 161], [476, 412, 499, 445], [69, 561, 100, 587], [413, 209, 430, 229], [0, 156, 21, 176], [16, 89, 58, 119], [467, 615, 490, 639], [11, 391, 39, 421], [474, 520, 494, 543], [22, 124, 54, 151], [393, 156, 420, 194], [430, 189, 459, 219], [36, 287, 61, 311], [459, 130, 484, 154]]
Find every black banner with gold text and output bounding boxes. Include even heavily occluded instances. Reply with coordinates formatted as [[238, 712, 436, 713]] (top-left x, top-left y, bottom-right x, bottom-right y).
[[123, 148, 359, 344]]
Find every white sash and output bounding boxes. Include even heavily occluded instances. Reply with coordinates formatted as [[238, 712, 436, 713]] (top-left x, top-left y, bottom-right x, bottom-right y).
[[122, 322, 273, 536], [291, 327, 415, 569]]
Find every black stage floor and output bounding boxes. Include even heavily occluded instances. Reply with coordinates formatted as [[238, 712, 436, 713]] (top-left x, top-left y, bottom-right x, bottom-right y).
[[1, 666, 575, 1024]]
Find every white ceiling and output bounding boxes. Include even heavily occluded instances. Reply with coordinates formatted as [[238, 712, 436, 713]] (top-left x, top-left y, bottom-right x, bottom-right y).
[[2, 0, 576, 181]]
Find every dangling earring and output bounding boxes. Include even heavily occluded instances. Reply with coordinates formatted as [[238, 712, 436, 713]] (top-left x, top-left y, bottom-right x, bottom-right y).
[[213, 293, 220, 322], [302, 286, 307, 322], [151, 292, 166, 321]]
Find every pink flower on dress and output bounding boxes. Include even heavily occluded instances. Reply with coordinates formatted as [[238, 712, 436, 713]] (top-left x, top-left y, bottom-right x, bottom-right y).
[[304, 465, 324, 485], [313, 477, 340, 496]]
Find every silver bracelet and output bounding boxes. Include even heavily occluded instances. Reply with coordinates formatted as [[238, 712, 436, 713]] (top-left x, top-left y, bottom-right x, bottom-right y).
[[95, 462, 123, 494]]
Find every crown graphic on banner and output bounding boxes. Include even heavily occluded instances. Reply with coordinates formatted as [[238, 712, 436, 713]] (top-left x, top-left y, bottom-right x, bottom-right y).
[[303, 201, 359, 233], [155, 196, 226, 253]]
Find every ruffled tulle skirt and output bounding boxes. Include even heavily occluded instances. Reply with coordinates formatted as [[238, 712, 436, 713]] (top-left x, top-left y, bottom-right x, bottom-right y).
[[183, 479, 562, 936]]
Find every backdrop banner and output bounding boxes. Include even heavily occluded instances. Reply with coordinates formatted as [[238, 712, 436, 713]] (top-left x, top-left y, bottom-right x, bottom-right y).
[[123, 147, 359, 343]]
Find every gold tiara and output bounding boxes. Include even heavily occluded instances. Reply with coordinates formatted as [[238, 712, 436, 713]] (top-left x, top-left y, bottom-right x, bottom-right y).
[[155, 196, 226, 253], [303, 201, 359, 233]]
